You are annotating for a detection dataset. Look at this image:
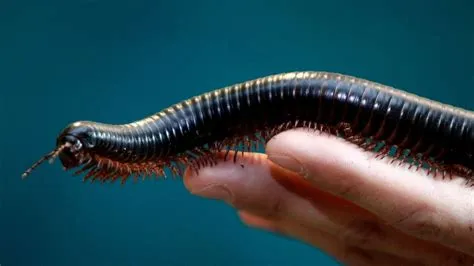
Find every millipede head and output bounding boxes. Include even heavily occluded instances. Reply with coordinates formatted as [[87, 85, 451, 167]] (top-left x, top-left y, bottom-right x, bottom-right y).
[[22, 121, 94, 179]]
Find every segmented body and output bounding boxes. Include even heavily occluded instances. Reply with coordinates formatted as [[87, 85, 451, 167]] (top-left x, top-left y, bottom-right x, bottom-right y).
[[27, 71, 474, 184]]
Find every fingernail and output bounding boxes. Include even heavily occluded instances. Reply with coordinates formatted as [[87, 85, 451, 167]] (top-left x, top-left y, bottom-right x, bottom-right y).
[[268, 154, 304, 174], [192, 183, 233, 203]]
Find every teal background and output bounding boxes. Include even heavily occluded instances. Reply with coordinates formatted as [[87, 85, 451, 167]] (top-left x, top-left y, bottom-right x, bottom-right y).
[[1, 0, 473, 265]]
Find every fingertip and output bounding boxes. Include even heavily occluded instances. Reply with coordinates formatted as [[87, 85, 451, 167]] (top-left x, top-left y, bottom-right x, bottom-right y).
[[181, 151, 280, 204], [183, 151, 269, 187]]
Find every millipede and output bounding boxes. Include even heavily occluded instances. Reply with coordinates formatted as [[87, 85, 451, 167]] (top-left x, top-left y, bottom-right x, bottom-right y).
[[22, 71, 474, 185]]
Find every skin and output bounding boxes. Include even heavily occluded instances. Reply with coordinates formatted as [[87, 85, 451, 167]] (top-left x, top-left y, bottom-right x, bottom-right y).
[[183, 129, 474, 266]]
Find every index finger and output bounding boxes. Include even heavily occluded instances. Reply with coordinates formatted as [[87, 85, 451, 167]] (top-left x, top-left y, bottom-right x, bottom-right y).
[[265, 129, 474, 256]]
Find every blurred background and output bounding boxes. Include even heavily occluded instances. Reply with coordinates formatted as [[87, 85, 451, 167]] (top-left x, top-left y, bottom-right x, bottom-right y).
[[1, 0, 473, 265]]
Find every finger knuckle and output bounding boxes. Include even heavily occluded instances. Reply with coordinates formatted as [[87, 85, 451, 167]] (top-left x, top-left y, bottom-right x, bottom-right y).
[[339, 219, 385, 248]]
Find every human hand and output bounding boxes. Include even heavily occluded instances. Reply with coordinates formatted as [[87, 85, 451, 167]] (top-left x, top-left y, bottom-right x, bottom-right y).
[[183, 129, 474, 265]]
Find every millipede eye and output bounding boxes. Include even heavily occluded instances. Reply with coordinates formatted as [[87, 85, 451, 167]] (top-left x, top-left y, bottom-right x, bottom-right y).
[[71, 141, 82, 152]]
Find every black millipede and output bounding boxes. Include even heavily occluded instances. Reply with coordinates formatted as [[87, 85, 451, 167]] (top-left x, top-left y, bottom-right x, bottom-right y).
[[22, 71, 474, 185]]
